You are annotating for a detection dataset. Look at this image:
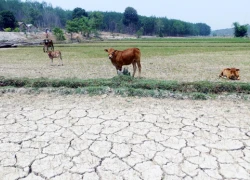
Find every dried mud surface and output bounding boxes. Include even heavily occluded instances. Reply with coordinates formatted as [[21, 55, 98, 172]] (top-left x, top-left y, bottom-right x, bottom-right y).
[[0, 93, 250, 179]]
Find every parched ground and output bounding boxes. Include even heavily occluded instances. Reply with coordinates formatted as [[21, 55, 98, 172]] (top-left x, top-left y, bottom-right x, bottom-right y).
[[0, 93, 250, 179]]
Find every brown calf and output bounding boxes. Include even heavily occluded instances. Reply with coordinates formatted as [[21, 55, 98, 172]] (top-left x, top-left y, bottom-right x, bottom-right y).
[[104, 48, 141, 77], [47, 50, 63, 66], [219, 68, 240, 80]]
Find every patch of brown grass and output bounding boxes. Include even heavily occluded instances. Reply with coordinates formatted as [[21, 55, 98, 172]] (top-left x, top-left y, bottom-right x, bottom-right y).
[[0, 44, 250, 82]]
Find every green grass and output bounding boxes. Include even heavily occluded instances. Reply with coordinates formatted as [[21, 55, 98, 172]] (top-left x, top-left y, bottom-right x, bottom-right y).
[[1, 76, 250, 99], [52, 37, 250, 58]]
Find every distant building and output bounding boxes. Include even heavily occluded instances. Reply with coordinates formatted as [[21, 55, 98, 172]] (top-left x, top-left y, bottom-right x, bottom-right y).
[[18, 22, 38, 32], [18, 22, 27, 32], [26, 24, 38, 32]]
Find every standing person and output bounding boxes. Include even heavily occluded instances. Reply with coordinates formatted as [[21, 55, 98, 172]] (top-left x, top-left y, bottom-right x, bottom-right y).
[[45, 28, 49, 38]]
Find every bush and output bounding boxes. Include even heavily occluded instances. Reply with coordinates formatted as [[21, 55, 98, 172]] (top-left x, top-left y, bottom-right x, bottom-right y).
[[191, 93, 207, 100], [13, 27, 20, 32], [4, 27, 11, 32], [1, 76, 250, 99], [233, 22, 248, 37], [53, 27, 66, 41]]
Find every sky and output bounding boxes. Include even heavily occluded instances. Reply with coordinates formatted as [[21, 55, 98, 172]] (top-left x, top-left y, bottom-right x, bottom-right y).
[[34, 0, 250, 30]]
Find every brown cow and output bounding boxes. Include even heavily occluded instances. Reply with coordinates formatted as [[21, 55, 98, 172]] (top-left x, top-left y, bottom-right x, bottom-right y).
[[219, 68, 240, 80], [47, 50, 63, 66], [42, 39, 54, 52], [104, 48, 141, 77]]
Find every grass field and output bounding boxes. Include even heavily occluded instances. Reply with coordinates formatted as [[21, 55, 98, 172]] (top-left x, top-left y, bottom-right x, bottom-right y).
[[1, 37, 250, 99], [1, 37, 250, 82]]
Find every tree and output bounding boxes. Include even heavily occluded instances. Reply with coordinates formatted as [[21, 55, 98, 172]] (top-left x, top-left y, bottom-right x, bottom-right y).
[[72, 7, 88, 19], [196, 23, 211, 36], [54, 7, 71, 27], [78, 17, 92, 37], [101, 11, 123, 33], [141, 16, 155, 35], [66, 19, 80, 40], [53, 27, 65, 41], [233, 22, 248, 37], [122, 7, 138, 34], [172, 20, 185, 36], [0, 10, 17, 30], [123, 7, 138, 26], [29, 8, 42, 25], [89, 11, 103, 30]]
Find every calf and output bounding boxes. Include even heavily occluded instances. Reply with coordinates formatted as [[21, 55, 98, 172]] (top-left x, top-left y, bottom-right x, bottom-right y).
[[104, 48, 141, 77], [219, 68, 240, 80], [47, 50, 63, 66]]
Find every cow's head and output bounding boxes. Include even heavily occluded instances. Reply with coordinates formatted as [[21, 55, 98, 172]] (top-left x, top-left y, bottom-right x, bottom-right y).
[[47, 50, 53, 57], [228, 68, 240, 80], [104, 48, 116, 59], [43, 39, 51, 45]]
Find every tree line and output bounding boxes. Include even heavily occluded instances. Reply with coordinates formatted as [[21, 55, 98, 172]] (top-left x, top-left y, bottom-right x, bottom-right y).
[[1, 0, 212, 36]]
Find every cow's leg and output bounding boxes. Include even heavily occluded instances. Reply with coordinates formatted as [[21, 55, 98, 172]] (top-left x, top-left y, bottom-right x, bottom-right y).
[[132, 62, 137, 77], [60, 57, 63, 66], [58, 57, 63, 66], [137, 61, 141, 78], [116, 66, 122, 75], [43, 46, 45, 52], [50, 58, 53, 66]]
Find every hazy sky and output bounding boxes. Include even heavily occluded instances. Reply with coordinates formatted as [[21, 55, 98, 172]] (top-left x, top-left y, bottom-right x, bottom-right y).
[[35, 0, 250, 30]]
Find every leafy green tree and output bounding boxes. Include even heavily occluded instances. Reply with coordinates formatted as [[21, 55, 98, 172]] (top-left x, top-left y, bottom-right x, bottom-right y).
[[101, 11, 123, 33], [196, 23, 211, 36], [155, 18, 164, 37], [0, 0, 7, 11], [173, 20, 185, 36], [123, 7, 138, 26], [72, 7, 88, 19], [184, 23, 198, 36], [233, 22, 248, 37], [136, 27, 143, 38], [54, 7, 71, 26], [29, 8, 42, 25], [53, 27, 66, 41], [0, 15, 2, 29], [141, 16, 155, 35], [66, 13, 103, 39], [89, 11, 103, 30], [160, 18, 170, 36], [66, 18, 80, 40], [0, 10, 17, 29], [78, 17, 92, 37], [122, 7, 138, 34]]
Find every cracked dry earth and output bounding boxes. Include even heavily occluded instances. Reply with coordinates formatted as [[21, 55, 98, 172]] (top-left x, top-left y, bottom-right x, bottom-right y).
[[0, 93, 250, 180]]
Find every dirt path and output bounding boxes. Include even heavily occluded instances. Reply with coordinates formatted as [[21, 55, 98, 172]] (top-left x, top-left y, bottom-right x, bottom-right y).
[[0, 93, 250, 179]]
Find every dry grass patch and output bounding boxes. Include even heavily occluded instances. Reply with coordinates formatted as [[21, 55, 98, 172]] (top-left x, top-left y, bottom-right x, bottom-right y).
[[0, 39, 250, 82]]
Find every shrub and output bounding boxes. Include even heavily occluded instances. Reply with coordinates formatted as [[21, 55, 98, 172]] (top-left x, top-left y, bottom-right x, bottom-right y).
[[4, 27, 11, 32], [191, 93, 207, 100], [13, 27, 20, 32], [53, 27, 66, 41]]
